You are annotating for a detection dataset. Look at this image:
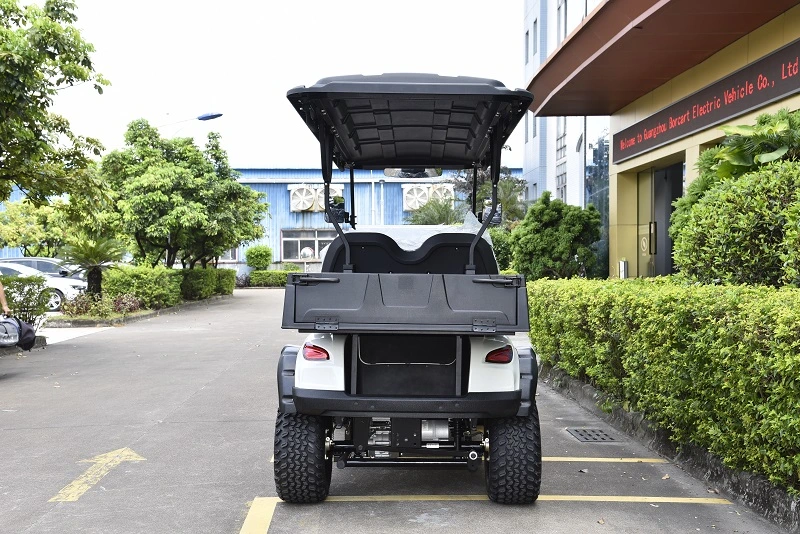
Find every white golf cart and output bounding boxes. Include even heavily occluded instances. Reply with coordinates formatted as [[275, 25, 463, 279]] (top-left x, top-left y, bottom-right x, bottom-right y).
[[275, 74, 540, 504]]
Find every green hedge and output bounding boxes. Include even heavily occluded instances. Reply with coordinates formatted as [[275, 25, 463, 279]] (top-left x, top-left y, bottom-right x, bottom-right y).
[[215, 269, 236, 295], [180, 269, 218, 300], [104, 266, 182, 309], [250, 270, 290, 287], [528, 278, 800, 493]]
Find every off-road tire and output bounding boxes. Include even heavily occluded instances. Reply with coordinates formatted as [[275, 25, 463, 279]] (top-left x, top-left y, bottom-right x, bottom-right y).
[[274, 412, 332, 503], [485, 403, 542, 504]]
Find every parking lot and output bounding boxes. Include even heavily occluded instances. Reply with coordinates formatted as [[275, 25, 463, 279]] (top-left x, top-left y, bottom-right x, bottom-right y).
[[0, 290, 780, 533]]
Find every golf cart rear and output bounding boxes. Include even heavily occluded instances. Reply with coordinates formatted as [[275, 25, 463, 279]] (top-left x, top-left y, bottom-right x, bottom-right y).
[[275, 74, 540, 504]]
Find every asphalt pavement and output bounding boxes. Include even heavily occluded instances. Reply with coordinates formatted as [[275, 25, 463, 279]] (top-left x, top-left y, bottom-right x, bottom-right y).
[[0, 289, 781, 533]]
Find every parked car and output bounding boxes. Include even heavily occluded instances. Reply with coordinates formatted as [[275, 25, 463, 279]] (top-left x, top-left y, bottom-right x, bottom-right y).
[[1, 257, 84, 280], [0, 262, 87, 312]]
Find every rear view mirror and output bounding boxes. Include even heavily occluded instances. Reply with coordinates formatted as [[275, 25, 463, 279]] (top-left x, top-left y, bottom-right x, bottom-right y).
[[384, 168, 442, 178]]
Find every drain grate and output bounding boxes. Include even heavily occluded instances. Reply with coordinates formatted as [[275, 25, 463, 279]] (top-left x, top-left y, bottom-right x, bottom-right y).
[[566, 428, 616, 442]]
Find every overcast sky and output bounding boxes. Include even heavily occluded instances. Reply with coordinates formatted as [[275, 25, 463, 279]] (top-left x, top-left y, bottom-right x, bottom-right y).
[[52, 0, 526, 170]]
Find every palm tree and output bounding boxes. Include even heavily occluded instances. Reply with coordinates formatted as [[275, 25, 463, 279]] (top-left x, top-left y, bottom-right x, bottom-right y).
[[60, 236, 126, 296]]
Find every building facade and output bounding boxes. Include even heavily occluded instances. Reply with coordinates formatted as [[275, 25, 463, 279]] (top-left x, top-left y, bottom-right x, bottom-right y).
[[523, 0, 611, 270], [527, 0, 800, 277]]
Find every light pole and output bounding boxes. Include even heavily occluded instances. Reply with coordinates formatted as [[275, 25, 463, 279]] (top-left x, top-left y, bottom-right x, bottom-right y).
[[157, 112, 223, 137]]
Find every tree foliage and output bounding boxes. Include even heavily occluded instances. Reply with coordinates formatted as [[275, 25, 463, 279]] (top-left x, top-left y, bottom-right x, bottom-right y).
[[477, 176, 527, 225], [714, 108, 800, 180], [59, 235, 126, 295], [100, 120, 267, 268], [670, 109, 800, 239], [450, 164, 528, 225], [488, 227, 512, 271], [673, 160, 800, 287], [510, 191, 601, 280], [404, 198, 464, 225], [0, 199, 70, 256], [0, 0, 109, 204]]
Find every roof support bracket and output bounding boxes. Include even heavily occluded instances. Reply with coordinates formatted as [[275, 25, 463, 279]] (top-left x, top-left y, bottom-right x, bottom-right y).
[[467, 126, 503, 274], [320, 128, 352, 272]]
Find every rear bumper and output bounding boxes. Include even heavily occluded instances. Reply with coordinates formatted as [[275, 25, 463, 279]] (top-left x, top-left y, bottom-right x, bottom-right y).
[[292, 388, 522, 418], [276, 344, 538, 418]]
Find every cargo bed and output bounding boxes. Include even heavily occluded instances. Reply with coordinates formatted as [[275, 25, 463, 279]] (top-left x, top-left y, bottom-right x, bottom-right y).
[[282, 272, 529, 334]]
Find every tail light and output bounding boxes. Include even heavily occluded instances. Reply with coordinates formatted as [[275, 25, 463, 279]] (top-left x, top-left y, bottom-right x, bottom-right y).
[[485, 345, 513, 364], [302, 343, 330, 361]]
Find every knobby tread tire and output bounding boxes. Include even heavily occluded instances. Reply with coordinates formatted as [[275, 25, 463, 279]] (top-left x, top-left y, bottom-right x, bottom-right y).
[[274, 412, 332, 503], [485, 403, 542, 504]]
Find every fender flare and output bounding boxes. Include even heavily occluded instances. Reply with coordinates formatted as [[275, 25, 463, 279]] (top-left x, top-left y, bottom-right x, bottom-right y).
[[516, 346, 538, 417], [277, 345, 298, 414]]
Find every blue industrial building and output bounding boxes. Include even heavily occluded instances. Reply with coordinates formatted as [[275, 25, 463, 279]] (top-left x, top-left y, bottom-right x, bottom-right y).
[[220, 168, 522, 273], [0, 168, 522, 271]]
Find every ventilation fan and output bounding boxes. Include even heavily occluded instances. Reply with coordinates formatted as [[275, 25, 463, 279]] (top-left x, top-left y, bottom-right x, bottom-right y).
[[429, 184, 454, 202], [403, 185, 429, 211], [314, 185, 343, 212], [290, 185, 315, 212]]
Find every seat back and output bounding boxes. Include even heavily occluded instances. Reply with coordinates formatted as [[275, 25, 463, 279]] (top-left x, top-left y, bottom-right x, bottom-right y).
[[321, 232, 499, 274]]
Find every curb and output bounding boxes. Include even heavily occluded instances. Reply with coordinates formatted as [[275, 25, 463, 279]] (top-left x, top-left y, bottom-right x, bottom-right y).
[[539, 363, 799, 534], [42, 294, 234, 328], [0, 335, 47, 356]]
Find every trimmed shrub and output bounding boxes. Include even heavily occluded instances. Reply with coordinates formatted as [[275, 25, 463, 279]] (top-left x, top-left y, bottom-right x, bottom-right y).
[[528, 277, 800, 493], [180, 269, 217, 300], [103, 266, 182, 309], [1, 275, 49, 329], [245, 245, 273, 270], [250, 270, 289, 287], [215, 269, 236, 295], [673, 160, 800, 286], [280, 263, 302, 272], [488, 227, 512, 271], [62, 293, 115, 318]]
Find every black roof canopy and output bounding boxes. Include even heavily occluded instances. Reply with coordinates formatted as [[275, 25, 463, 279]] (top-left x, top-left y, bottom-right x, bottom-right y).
[[287, 74, 533, 170]]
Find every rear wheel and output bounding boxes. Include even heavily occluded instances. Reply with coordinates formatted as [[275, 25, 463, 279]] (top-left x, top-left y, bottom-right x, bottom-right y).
[[274, 412, 332, 503], [485, 403, 542, 504]]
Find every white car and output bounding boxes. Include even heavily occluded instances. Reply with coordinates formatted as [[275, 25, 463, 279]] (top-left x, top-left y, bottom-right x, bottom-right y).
[[0, 262, 87, 312]]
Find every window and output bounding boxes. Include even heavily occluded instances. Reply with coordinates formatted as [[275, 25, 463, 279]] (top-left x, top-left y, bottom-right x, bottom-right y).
[[281, 229, 338, 262], [556, 163, 567, 201], [557, 0, 568, 43], [532, 19, 538, 55], [556, 116, 567, 160], [219, 247, 238, 261], [525, 30, 529, 64], [531, 112, 537, 138]]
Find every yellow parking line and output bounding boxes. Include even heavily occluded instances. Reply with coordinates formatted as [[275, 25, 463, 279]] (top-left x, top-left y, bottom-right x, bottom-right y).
[[543, 457, 668, 463], [240, 497, 278, 534], [241, 494, 732, 532]]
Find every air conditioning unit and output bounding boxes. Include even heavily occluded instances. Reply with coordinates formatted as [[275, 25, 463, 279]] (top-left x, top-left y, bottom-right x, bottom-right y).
[[314, 185, 343, 212], [289, 185, 316, 212], [402, 184, 430, 211]]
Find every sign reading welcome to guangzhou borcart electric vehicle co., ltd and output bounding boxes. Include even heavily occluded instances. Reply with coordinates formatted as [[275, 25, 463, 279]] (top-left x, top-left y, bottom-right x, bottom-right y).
[[612, 37, 800, 164]]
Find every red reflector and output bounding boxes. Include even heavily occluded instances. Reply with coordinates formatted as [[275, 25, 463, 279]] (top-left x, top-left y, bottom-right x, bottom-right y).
[[485, 345, 513, 364], [302, 344, 330, 361]]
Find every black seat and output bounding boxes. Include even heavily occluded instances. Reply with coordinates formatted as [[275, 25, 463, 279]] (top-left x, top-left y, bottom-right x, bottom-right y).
[[321, 232, 499, 274]]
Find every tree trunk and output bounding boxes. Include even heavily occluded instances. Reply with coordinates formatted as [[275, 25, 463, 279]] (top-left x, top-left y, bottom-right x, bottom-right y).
[[87, 267, 102, 296]]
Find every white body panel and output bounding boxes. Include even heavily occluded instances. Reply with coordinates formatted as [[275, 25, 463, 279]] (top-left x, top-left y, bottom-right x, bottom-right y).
[[294, 333, 519, 393]]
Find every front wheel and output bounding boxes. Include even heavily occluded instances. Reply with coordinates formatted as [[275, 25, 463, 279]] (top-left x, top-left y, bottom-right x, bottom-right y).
[[274, 412, 332, 503], [46, 289, 65, 312], [485, 403, 542, 504]]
